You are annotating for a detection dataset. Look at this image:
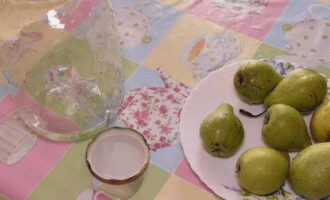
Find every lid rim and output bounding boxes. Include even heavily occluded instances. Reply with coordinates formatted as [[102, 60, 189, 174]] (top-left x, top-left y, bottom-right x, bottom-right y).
[[86, 127, 150, 185]]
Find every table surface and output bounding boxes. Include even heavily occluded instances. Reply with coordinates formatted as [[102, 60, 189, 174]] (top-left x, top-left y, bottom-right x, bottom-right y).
[[1, 0, 330, 200]]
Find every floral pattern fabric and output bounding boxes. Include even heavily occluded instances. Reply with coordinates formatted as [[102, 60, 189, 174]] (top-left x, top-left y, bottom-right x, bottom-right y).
[[118, 69, 191, 150]]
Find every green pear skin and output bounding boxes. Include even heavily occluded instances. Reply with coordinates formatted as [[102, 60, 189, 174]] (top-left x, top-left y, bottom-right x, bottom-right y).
[[264, 68, 327, 112], [236, 147, 289, 195], [289, 142, 330, 200], [311, 101, 330, 142], [200, 103, 244, 158], [234, 60, 282, 104], [262, 104, 312, 152]]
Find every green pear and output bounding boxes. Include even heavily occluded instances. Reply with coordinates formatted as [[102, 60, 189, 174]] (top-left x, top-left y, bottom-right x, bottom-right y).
[[234, 60, 282, 104], [236, 147, 289, 195], [264, 68, 327, 112], [262, 104, 312, 152], [289, 142, 330, 200], [200, 103, 244, 158], [311, 100, 330, 142]]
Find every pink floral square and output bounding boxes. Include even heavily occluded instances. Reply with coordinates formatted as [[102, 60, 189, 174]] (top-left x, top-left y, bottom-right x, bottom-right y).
[[118, 69, 191, 151]]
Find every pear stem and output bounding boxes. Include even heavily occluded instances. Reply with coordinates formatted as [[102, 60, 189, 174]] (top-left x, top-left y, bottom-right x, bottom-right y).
[[239, 109, 267, 118]]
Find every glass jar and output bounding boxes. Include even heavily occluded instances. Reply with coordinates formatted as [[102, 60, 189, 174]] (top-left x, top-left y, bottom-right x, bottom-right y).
[[0, 0, 123, 142]]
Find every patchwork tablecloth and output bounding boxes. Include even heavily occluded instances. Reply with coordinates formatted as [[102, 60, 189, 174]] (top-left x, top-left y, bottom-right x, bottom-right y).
[[1, 0, 330, 199]]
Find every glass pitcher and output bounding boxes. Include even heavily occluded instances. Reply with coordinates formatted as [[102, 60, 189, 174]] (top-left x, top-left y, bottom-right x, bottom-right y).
[[0, 0, 123, 142]]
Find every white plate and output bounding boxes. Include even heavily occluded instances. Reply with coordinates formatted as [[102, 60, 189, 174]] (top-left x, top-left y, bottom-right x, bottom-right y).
[[179, 59, 323, 200]]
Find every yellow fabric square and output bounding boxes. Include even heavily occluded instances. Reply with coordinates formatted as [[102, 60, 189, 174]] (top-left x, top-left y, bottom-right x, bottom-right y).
[[155, 175, 222, 200], [234, 34, 261, 62], [143, 13, 261, 87], [144, 14, 226, 87], [0, 2, 66, 40]]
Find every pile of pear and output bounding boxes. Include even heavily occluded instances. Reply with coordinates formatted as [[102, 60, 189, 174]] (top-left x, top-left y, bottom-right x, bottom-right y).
[[199, 60, 330, 199]]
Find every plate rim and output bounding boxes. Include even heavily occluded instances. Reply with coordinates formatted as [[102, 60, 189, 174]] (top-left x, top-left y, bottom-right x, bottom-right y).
[[179, 59, 251, 199]]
